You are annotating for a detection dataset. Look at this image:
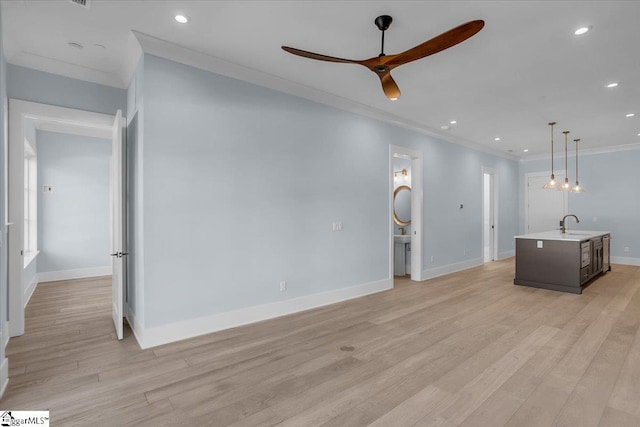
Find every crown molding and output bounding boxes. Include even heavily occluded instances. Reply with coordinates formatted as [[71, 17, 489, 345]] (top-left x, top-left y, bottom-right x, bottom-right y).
[[520, 142, 640, 162], [7, 50, 125, 88], [132, 31, 518, 162]]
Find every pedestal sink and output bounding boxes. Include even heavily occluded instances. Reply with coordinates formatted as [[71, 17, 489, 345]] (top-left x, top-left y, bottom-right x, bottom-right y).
[[394, 234, 411, 243], [394, 234, 411, 276]]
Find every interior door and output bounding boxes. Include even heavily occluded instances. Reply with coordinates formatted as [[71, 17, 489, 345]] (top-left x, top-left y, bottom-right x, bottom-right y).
[[483, 173, 494, 262], [527, 174, 566, 233], [111, 110, 126, 340]]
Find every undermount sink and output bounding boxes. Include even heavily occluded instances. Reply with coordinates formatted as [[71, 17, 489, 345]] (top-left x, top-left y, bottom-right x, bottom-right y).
[[565, 232, 591, 235], [394, 234, 411, 243]]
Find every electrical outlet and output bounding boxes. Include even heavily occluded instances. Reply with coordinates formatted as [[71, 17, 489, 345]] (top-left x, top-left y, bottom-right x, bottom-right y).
[[279, 281, 287, 292], [463, 248, 467, 256], [332, 222, 343, 231], [593, 217, 597, 222], [624, 247, 630, 253], [430, 255, 434, 262]]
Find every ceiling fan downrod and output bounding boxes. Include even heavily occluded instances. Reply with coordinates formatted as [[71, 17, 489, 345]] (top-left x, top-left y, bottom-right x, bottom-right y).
[[375, 15, 393, 57], [373, 15, 393, 72]]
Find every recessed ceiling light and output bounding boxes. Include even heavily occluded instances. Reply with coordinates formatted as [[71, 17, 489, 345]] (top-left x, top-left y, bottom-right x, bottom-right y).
[[574, 26, 590, 35], [606, 82, 619, 88], [440, 125, 450, 130], [450, 120, 457, 125], [523, 149, 529, 153], [494, 137, 501, 141], [626, 113, 635, 118], [174, 14, 190, 24]]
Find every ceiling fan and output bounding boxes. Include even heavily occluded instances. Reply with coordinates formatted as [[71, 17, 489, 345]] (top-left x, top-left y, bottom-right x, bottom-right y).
[[282, 16, 484, 100]]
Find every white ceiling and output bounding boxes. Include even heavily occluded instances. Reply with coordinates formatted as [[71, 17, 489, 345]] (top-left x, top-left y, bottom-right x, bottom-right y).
[[3, 0, 640, 158]]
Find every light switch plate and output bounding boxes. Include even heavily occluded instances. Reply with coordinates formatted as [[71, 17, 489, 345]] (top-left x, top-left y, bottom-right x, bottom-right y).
[[537, 241, 543, 249]]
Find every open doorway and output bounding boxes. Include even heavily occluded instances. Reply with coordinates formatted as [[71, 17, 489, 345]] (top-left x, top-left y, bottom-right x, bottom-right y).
[[482, 167, 498, 262], [7, 100, 125, 340], [389, 145, 423, 284]]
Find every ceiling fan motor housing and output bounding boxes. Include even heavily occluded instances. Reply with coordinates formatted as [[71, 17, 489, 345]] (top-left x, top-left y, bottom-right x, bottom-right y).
[[375, 15, 393, 31]]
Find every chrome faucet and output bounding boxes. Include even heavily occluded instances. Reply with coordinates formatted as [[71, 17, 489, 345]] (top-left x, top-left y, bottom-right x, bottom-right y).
[[560, 214, 579, 234]]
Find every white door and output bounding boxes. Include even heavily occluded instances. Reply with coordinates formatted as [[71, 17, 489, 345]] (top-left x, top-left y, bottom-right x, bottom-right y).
[[526, 174, 567, 233], [111, 110, 125, 340], [483, 173, 494, 262]]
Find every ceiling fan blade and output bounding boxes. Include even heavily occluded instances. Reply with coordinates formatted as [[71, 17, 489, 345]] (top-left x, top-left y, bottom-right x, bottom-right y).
[[281, 46, 361, 64], [387, 20, 484, 67], [378, 72, 401, 100]]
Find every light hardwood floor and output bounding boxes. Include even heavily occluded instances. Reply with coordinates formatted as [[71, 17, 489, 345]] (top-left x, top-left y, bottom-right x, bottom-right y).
[[2, 260, 640, 426]]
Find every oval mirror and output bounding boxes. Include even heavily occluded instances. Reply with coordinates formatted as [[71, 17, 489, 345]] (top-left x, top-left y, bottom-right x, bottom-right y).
[[393, 185, 411, 226]]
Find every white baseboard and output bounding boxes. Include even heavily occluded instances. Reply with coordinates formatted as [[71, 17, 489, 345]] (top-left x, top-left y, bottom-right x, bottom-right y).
[[611, 256, 640, 266], [37, 266, 112, 283], [3, 327, 9, 349], [422, 258, 484, 281], [24, 275, 38, 307], [497, 250, 515, 260], [0, 357, 8, 400], [136, 278, 392, 349], [126, 308, 145, 349]]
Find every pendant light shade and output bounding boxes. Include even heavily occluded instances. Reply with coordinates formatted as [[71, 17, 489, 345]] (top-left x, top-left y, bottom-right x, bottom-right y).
[[571, 138, 585, 193], [560, 131, 572, 191], [543, 121, 558, 189]]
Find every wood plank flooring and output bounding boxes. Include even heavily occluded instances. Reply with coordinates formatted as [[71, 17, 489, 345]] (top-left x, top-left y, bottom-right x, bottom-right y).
[[2, 260, 640, 426]]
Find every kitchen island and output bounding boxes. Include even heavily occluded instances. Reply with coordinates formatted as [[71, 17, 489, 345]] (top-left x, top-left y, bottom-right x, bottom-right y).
[[514, 230, 611, 294]]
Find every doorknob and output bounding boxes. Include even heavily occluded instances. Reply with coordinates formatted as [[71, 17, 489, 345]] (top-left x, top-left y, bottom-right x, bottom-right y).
[[110, 252, 129, 258]]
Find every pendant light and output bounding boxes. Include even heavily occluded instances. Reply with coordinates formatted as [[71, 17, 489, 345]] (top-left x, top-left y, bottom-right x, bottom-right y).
[[560, 131, 572, 191], [543, 121, 558, 189], [571, 138, 585, 193]]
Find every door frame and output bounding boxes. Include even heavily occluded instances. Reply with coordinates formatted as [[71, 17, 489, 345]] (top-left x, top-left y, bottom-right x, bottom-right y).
[[8, 100, 114, 337], [524, 170, 568, 234], [481, 167, 498, 262], [389, 145, 423, 282]]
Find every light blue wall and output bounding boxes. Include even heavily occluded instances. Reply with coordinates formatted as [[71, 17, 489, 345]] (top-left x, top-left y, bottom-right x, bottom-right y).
[[140, 54, 520, 328], [7, 64, 126, 116], [126, 56, 144, 328], [0, 5, 7, 381], [520, 149, 640, 261], [36, 131, 111, 273]]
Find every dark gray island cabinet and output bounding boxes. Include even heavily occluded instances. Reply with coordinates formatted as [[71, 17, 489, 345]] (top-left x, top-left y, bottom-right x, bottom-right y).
[[514, 230, 611, 294]]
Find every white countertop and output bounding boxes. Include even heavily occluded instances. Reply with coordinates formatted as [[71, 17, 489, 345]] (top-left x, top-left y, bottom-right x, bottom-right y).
[[515, 230, 610, 242]]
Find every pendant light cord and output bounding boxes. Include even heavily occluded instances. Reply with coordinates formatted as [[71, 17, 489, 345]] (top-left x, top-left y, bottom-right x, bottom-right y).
[[551, 125, 554, 173], [563, 131, 569, 181], [549, 122, 556, 176], [574, 139, 580, 183]]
